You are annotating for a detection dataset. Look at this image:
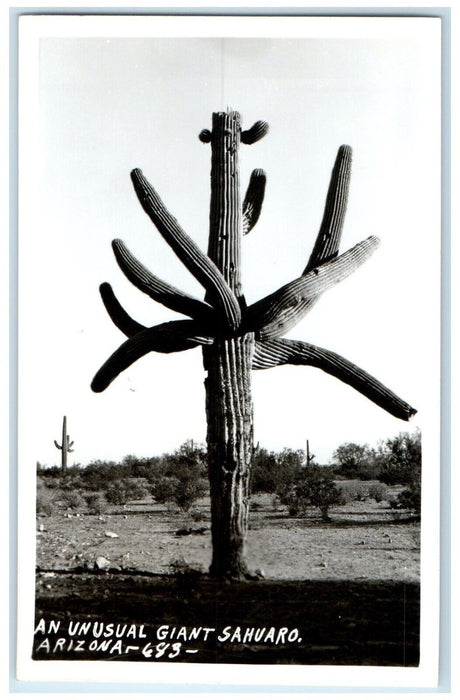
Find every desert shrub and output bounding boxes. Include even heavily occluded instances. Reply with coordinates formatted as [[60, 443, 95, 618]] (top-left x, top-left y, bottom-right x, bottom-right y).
[[60, 491, 86, 511], [251, 447, 304, 495], [85, 493, 108, 514], [390, 483, 421, 515], [164, 501, 182, 515], [150, 442, 208, 512], [36, 465, 62, 479], [104, 478, 148, 506], [284, 467, 346, 521], [151, 474, 207, 512], [353, 484, 369, 501], [80, 461, 119, 491], [151, 474, 207, 511], [124, 479, 148, 501], [332, 443, 376, 479], [337, 483, 357, 502], [335, 482, 368, 503], [59, 475, 85, 492], [151, 476, 181, 504], [174, 477, 208, 512], [378, 430, 421, 487], [378, 431, 421, 515], [36, 487, 57, 516], [368, 483, 389, 503], [104, 484, 126, 505]]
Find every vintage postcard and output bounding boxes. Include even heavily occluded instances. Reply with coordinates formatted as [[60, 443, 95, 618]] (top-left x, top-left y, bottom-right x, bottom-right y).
[[16, 14, 441, 688]]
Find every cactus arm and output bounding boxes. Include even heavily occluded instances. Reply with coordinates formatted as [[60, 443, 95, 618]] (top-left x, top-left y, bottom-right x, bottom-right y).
[[245, 236, 379, 340], [245, 146, 352, 328], [91, 320, 214, 393], [304, 145, 352, 272], [252, 338, 416, 421], [242, 169, 266, 235], [130, 168, 241, 331], [54, 440, 62, 449], [241, 120, 269, 145], [112, 239, 216, 322], [99, 283, 146, 337]]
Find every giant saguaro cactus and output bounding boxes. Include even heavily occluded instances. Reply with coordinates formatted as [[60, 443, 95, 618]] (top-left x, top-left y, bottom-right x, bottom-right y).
[[54, 415, 74, 472], [91, 110, 415, 580]]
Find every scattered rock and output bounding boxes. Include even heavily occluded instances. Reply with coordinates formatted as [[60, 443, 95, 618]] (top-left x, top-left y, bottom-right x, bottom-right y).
[[255, 568, 265, 578], [38, 523, 45, 532], [104, 531, 119, 538], [95, 556, 111, 570], [175, 526, 207, 536]]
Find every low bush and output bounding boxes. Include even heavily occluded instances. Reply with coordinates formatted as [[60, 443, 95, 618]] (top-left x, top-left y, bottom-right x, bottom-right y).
[[283, 467, 346, 521], [338, 483, 368, 503], [60, 491, 86, 511], [368, 483, 389, 503], [36, 487, 57, 516], [104, 479, 148, 506], [150, 473, 207, 513], [390, 483, 421, 515], [85, 493, 108, 515]]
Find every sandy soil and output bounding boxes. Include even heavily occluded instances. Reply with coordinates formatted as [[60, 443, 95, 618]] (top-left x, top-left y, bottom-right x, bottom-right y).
[[36, 495, 419, 582]]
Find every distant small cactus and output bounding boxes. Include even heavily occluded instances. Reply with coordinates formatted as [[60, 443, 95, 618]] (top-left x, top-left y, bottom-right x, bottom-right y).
[[54, 415, 74, 471]]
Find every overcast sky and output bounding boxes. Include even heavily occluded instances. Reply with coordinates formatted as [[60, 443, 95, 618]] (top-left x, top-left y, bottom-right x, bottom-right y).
[[19, 18, 441, 467]]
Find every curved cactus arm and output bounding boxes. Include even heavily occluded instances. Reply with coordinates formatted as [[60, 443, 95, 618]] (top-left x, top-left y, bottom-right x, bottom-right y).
[[68, 448, 74, 453], [99, 283, 146, 337], [246, 236, 379, 340], [130, 168, 241, 331], [305, 145, 353, 273], [253, 338, 416, 421], [112, 239, 215, 322], [242, 169, 266, 235], [68, 441, 74, 449], [91, 320, 214, 393], [241, 120, 269, 145], [54, 440, 62, 450]]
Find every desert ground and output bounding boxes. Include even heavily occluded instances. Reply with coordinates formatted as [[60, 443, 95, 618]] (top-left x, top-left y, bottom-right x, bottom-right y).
[[34, 488, 420, 665]]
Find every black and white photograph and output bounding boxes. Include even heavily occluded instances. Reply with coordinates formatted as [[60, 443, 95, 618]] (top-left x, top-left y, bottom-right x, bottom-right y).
[[16, 14, 441, 688]]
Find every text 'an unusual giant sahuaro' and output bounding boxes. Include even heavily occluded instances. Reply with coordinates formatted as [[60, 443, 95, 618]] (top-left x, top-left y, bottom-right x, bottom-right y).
[[91, 110, 416, 580]]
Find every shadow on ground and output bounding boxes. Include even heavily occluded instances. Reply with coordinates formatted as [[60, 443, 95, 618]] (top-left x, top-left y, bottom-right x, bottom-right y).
[[33, 570, 419, 666]]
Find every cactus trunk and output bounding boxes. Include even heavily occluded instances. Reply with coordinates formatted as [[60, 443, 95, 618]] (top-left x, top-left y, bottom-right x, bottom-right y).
[[203, 335, 254, 579], [54, 415, 74, 471], [61, 416, 67, 471], [203, 111, 254, 579]]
